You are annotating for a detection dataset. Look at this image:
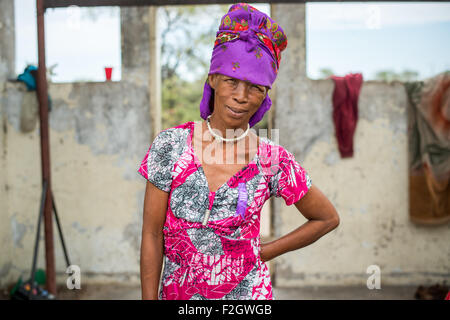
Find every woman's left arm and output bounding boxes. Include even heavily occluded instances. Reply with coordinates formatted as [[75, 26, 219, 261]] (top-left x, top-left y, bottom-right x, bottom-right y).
[[260, 185, 340, 262]]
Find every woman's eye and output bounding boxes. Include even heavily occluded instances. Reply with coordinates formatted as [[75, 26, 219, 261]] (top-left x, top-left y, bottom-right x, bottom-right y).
[[253, 85, 264, 92]]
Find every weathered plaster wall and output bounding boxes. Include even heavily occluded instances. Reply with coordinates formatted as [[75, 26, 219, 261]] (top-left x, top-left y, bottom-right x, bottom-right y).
[[0, 0, 15, 286], [0, 6, 153, 287], [1, 2, 449, 291], [271, 3, 450, 287]]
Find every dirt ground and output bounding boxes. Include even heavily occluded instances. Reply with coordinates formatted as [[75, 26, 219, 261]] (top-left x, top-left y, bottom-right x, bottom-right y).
[[1, 283, 420, 300]]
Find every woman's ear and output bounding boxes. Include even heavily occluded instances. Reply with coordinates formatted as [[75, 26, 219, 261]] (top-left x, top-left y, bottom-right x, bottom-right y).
[[208, 74, 218, 90]]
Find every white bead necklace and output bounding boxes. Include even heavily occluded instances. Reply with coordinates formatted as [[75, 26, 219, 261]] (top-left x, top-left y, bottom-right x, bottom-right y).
[[207, 115, 250, 142]]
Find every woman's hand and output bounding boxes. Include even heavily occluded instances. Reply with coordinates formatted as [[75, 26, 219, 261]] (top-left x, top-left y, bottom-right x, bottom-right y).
[[258, 185, 339, 263]]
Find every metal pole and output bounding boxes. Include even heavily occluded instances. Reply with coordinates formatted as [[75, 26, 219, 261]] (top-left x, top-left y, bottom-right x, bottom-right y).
[[36, 0, 56, 295], [30, 180, 48, 298], [52, 191, 71, 268]]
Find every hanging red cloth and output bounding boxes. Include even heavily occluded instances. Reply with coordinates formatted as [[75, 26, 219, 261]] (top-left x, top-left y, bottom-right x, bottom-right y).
[[330, 73, 364, 158]]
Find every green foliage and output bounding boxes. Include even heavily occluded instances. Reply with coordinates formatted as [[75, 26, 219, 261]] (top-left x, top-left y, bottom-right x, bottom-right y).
[[374, 69, 420, 82], [160, 5, 228, 81], [319, 67, 335, 79], [160, 5, 228, 129], [162, 73, 204, 129], [317, 67, 420, 83]]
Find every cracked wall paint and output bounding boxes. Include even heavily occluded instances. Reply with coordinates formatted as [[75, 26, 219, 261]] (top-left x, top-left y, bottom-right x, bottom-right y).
[[1, 4, 153, 288], [272, 117, 450, 286], [0, 263, 12, 279], [270, 2, 449, 287], [10, 214, 27, 248], [1, 115, 148, 286]]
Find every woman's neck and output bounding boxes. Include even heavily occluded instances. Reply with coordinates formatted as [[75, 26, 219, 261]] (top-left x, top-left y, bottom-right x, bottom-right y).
[[193, 120, 259, 166], [200, 119, 259, 152], [207, 114, 249, 139]]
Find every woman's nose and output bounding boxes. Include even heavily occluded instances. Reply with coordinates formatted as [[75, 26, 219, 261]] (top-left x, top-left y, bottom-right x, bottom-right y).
[[233, 81, 249, 103]]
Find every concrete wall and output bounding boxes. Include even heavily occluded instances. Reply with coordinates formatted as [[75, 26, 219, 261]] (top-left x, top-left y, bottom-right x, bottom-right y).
[[271, 3, 450, 287], [1, 2, 449, 290], [0, 0, 15, 283], [0, 5, 154, 287]]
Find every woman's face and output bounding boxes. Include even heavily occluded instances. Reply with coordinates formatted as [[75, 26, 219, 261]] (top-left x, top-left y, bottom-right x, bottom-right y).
[[208, 73, 268, 127]]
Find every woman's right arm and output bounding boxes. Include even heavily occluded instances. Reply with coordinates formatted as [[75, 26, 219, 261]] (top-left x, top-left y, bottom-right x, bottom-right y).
[[140, 180, 169, 300]]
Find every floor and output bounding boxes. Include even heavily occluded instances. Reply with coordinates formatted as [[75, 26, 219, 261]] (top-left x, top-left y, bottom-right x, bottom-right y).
[[45, 284, 419, 300]]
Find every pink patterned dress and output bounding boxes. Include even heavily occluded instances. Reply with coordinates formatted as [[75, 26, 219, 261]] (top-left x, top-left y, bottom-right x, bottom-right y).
[[138, 121, 312, 300]]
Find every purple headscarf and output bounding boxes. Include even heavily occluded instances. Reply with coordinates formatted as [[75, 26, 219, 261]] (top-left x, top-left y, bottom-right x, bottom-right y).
[[199, 3, 288, 127]]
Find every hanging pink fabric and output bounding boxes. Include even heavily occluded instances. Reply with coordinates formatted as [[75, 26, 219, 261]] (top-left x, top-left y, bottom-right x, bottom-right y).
[[330, 73, 363, 158]]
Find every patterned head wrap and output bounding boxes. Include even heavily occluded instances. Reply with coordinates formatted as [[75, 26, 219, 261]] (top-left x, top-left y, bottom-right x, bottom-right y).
[[199, 3, 288, 127]]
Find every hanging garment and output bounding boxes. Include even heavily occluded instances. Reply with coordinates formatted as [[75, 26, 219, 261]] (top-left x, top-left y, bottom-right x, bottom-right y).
[[330, 73, 364, 158], [16, 65, 53, 112], [405, 71, 450, 225]]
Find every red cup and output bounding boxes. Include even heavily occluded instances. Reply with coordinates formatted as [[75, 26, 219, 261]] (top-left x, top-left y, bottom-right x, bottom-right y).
[[104, 67, 113, 81]]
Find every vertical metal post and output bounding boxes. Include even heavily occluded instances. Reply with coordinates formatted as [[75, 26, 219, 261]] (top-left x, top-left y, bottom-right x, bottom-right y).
[[36, 0, 56, 295]]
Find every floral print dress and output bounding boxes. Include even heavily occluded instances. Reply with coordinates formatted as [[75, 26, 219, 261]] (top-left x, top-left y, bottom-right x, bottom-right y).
[[138, 121, 312, 300]]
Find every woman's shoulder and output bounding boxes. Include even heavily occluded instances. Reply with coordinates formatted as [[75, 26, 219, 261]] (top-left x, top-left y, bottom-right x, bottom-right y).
[[159, 121, 193, 134], [154, 121, 193, 144], [258, 135, 290, 158]]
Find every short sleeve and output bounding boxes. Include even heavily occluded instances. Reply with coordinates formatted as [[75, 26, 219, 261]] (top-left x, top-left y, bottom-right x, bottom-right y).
[[137, 129, 176, 193], [270, 147, 312, 206]]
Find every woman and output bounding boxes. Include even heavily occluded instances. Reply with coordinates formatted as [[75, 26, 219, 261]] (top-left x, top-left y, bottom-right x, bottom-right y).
[[138, 3, 339, 300]]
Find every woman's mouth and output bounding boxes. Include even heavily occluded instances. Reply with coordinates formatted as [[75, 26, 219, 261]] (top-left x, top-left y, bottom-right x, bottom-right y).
[[226, 105, 247, 118]]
